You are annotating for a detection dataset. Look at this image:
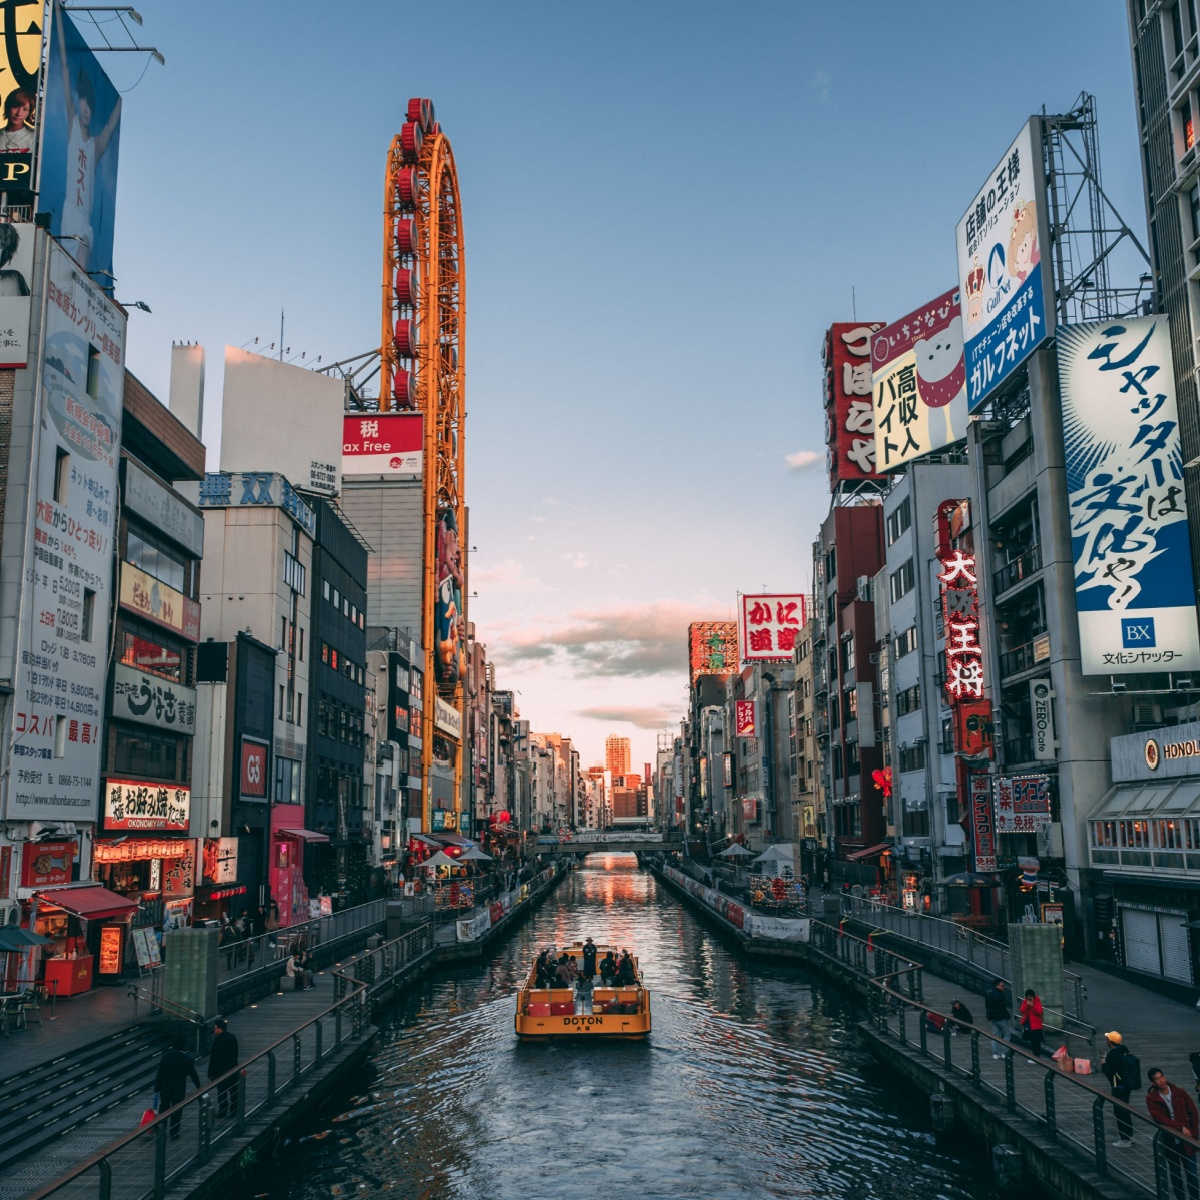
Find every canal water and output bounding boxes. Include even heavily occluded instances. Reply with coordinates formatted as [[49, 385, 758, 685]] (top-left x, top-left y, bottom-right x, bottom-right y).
[[269, 857, 989, 1199]]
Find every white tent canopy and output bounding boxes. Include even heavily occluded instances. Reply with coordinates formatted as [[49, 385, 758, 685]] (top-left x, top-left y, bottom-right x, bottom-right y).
[[461, 846, 493, 862], [421, 850, 459, 870], [718, 843, 754, 858], [753, 844, 796, 866]]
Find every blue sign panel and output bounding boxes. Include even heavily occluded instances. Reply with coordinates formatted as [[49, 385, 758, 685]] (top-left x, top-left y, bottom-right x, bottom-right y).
[[1057, 316, 1200, 675]]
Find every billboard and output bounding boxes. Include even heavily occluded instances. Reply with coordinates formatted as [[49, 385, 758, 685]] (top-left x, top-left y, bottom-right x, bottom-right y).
[[969, 774, 997, 872], [1057, 316, 1200, 675], [740, 593, 806, 662], [221, 348, 345, 496], [735, 700, 756, 738], [6, 239, 125, 822], [956, 119, 1053, 410], [825, 322, 885, 485], [434, 506, 465, 685], [0, 1, 44, 193], [687, 620, 738, 685], [0, 221, 34, 367], [41, 3, 121, 280], [239, 737, 268, 800], [342, 413, 423, 478], [103, 779, 190, 832], [112, 663, 196, 735], [871, 287, 967, 471], [992, 774, 1051, 833]]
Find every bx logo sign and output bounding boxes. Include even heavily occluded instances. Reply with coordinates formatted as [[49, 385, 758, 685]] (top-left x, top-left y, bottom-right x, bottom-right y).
[[1121, 617, 1156, 648]]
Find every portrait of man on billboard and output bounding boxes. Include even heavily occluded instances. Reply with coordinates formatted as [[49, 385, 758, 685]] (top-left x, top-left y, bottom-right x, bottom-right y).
[[41, 2, 121, 278], [435, 506, 466, 685]]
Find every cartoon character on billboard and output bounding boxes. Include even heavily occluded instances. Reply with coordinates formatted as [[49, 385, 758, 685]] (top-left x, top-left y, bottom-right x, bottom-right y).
[[964, 260, 984, 326], [51, 1, 120, 273], [1008, 202, 1040, 283], [434, 507, 466, 685], [915, 311, 966, 443]]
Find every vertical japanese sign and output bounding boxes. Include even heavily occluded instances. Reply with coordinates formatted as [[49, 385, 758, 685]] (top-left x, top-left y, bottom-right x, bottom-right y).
[[825, 321, 885, 486], [687, 620, 739, 685], [969, 774, 997, 872], [735, 700, 757, 738], [739, 594, 806, 663], [6, 240, 125, 822], [992, 774, 1052, 832], [1057, 316, 1200, 674], [956, 119, 1054, 411], [0, 0, 44, 194], [871, 287, 968, 471], [936, 501, 985, 704]]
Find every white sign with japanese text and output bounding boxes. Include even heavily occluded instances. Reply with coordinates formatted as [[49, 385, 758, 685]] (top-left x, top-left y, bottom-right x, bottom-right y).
[[739, 594, 806, 663], [1057, 316, 1200, 675], [0, 222, 34, 368], [5, 239, 126, 822], [956, 119, 1054, 411]]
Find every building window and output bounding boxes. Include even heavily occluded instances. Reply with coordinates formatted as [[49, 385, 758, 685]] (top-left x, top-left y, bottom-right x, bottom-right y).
[[902, 805, 930, 838], [332, 587, 340, 610], [118, 626, 186, 683], [899, 743, 926, 773], [86, 345, 100, 398], [54, 715, 66, 757], [114, 727, 184, 780], [275, 756, 301, 806], [323, 579, 330, 601], [330, 648, 339, 671], [296, 692, 302, 724], [896, 684, 922, 716], [126, 528, 187, 594], [321, 642, 329, 664], [81, 588, 95, 641], [892, 625, 917, 660], [283, 551, 306, 595], [343, 596, 349, 617], [889, 559, 915, 603], [298, 627, 304, 662], [280, 616, 287, 649], [53, 447, 69, 503], [279, 683, 285, 717], [358, 611, 365, 630], [886, 497, 912, 546]]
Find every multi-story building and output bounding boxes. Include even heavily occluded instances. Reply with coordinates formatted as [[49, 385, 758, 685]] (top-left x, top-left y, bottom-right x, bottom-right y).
[[306, 497, 368, 899], [604, 734, 631, 779], [812, 503, 886, 882], [791, 616, 820, 877], [195, 471, 317, 925], [93, 372, 205, 959]]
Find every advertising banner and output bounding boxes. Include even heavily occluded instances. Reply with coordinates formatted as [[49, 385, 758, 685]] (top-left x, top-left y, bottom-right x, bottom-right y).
[[41, 3, 121, 281], [0, 1, 43, 192], [239, 737, 268, 800], [969, 774, 997, 872], [342, 413, 422, 477], [6, 240, 124, 822], [20, 839, 75, 887], [687, 620, 738, 684], [735, 700, 756, 738], [162, 840, 196, 899], [434, 507, 466, 685], [993, 774, 1052, 833], [1029, 678, 1055, 760], [119, 562, 201, 642], [742, 796, 758, 822], [740, 593, 806, 662], [871, 287, 967, 471], [722, 751, 733, 789], [197, 471, 316, 538], [103, 779, 190, 832], [825, 321, 885, 485], [202, 836, 238, 884], [434, 695, 461, 739], [123, 459, 203, 557], [956, 119, 1054, 410], [0, 221, 33, 367], [112, 663, 196, 734], [1057, 316, 1200, 675]]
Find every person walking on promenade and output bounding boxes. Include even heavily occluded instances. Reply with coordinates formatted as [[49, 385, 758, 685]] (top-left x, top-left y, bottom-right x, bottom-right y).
[[1019, 988, 1044, 1059], [1102, 1031, 1141, 1148], [984, 979, 1013, 1059], [207, 1017, 240, 1118], [154, 1038, 200, 1139], [1147, 1067, 1200, 1200]]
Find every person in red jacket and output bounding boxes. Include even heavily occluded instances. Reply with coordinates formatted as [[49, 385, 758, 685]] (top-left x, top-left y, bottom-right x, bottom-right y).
[[1018, 989, 1044, 1058], [1147, 1068, 1200, 1200]]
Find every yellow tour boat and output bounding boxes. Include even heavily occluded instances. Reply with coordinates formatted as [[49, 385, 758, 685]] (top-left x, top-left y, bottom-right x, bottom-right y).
[[515, 941, 651, 1039]]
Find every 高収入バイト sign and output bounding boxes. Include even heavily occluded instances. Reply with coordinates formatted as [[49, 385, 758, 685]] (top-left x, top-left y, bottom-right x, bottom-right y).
[[1057, 316, 1200, 676], [956, 119, 1054, 411]]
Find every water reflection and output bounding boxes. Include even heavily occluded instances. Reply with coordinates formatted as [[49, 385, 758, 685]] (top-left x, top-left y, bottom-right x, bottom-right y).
[[269, 859, 987, 1200]]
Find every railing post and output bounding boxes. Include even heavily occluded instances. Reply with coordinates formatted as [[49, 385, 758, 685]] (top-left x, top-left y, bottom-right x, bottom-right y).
[[198, 1093, 210, 1160], [1005, 1051, 1016, 1111], [942, 1023, 953, 1067], [293, 1032, 302, 1079], [1044, 1070, 1057, 1137], [98, 1157, 113, 1200], [315, 1018, 323, 1062], [153, 1122, 167, 1200], [919, 1010, 928, 1055], [235, 1067, 246, 1132], [1153, 1131, 1172, 1200], [267, 1049, 277, 1104], [1092, 1096, 1108, 1176], [898, 1005, 907, 1046], [336, 1005, 343, 1046], [970, 1032, 981, 1085], [965, 929, 975, 964]]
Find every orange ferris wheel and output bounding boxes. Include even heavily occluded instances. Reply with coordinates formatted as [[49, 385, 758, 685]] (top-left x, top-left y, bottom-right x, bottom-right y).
[[380, 98, 466, 832]]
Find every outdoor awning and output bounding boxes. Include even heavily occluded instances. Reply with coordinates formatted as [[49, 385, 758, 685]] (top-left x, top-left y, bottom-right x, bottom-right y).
[[0, 927, 50, 950], [34, 885, 137, 920], [1091, 780, 1200, 822], [278, 828, 330, 843], [409, 833, 442, 848], [845, 842, 891, 862], [428, 833, 474, 848]]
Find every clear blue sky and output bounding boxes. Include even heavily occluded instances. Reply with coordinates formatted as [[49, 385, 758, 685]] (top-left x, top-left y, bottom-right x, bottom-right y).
[[108, 0, 1144, 771]]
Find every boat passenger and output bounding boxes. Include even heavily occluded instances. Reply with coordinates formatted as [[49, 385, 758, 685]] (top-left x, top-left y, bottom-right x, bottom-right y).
[[555, 954, 577, 986], [599, 952, 617, 985], [581, 937, 597, 980], [617, 951, 636, 986]]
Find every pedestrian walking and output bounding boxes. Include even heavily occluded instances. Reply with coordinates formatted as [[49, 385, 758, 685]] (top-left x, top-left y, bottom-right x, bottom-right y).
[[1147, 1068, 1200, 1200], [1019, 988, 1044, 1059], [207, 1017, 240, 1118], [154, 1038, 199, 1140], [581, 937, 597, 981], [984, 979, 1013, 1059], [1101, 1031, 1141, 1147]]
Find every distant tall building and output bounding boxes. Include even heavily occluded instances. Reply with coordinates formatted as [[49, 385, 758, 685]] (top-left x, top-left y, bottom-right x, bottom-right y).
[[605, 735, 631, 778]]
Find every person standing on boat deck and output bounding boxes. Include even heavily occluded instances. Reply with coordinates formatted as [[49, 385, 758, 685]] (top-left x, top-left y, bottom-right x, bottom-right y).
[[599, 951, 617, 985], [581, 937, 597, 980], [617, 951, 636, 986]]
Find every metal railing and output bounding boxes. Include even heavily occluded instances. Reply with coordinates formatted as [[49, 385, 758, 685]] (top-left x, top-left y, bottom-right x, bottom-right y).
[[863, 934, 1195, 1200], [993, 545, 1042, 596], [27, 918, 435, 1200], [214, 898, 387, 988], [842, 895, 1088, 1023]]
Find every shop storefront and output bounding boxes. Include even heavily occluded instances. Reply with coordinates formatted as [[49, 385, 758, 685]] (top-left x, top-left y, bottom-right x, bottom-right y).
[[29, 883, 137, 995], [1087, 721, 1200, 995], [92, 834, 194, 956], [269, 804, 327, 928], [193, 836, 242, 925]]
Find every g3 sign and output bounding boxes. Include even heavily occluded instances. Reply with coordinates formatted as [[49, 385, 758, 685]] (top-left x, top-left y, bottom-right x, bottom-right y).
[[240, 738, 268, 799]]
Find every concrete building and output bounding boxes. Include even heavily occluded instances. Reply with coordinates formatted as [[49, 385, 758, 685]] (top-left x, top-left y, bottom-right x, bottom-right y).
[[791, 616, 820, 877], [605, 734, 631, 779]]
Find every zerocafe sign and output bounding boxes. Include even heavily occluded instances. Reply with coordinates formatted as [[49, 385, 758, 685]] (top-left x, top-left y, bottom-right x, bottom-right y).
[[956, 119, 1054, 410], [1029, 678, 1056, 761], [1057, 316, 1200, 675]]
